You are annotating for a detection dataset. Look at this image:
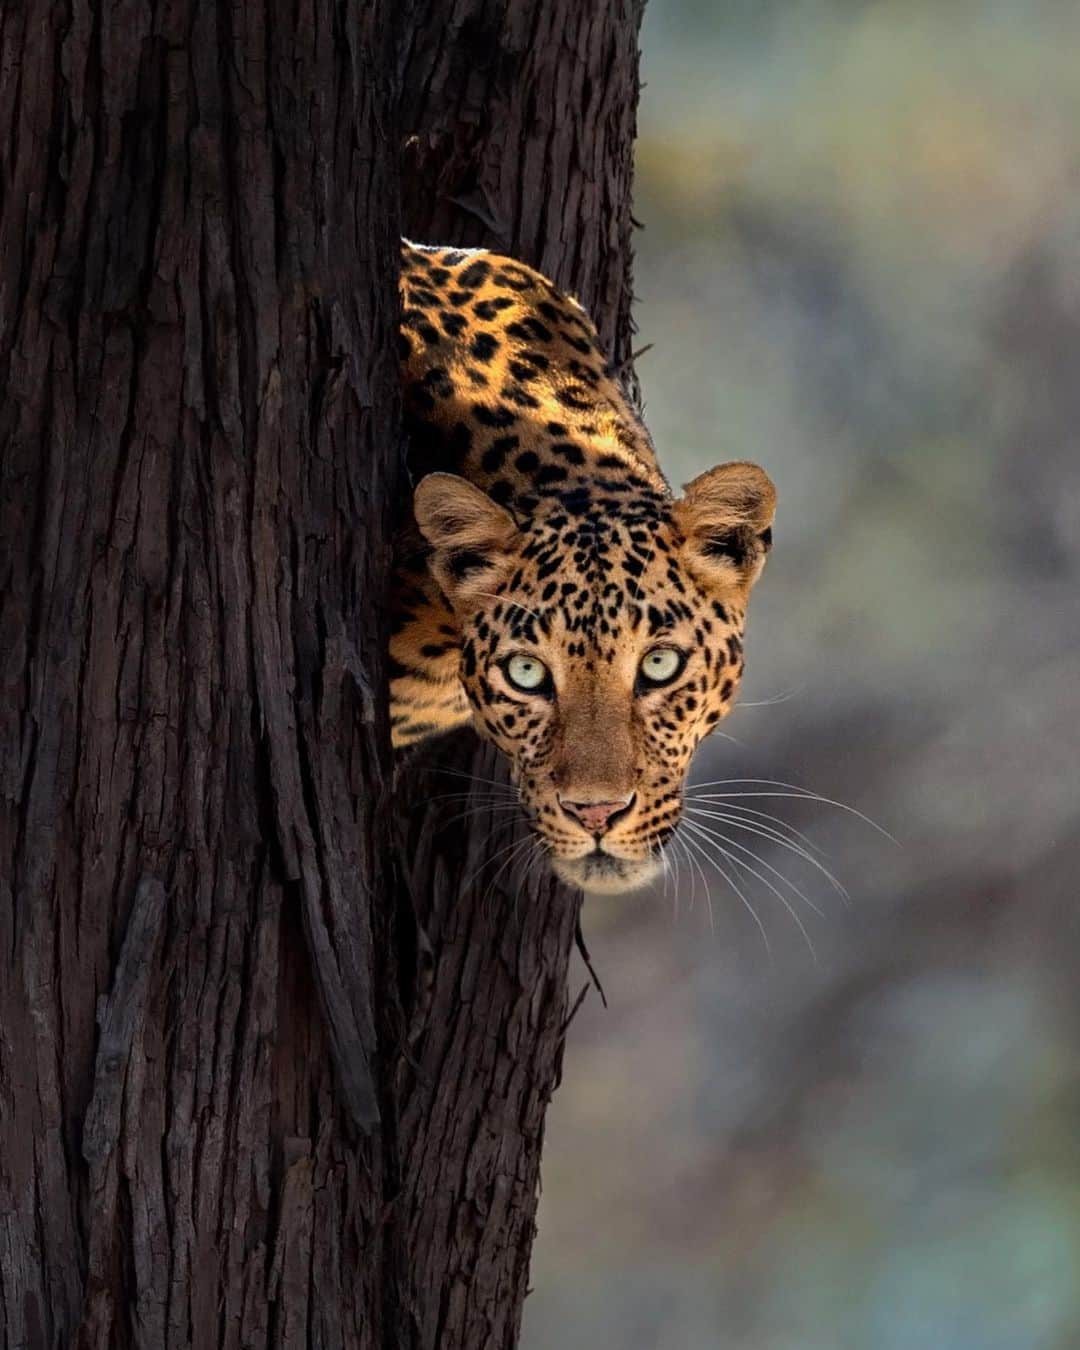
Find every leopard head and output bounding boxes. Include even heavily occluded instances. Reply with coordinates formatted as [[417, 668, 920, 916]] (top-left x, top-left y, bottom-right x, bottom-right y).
[[413, 463, 776, 894]]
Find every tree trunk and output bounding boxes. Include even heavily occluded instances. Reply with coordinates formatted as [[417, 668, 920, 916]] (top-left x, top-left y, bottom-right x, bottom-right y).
[[391, 5, 645, 1346], [0, 0, 644, 1346], [399, 0, 644, 363], [0, 0, 401, 1344]]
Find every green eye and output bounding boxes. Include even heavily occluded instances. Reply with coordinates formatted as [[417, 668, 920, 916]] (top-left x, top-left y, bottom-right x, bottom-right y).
[[639, 647, 684, 686], [505, 654, 550, 692]]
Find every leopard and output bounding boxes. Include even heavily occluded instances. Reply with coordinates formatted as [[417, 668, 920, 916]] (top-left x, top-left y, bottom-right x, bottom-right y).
[[392, 240, 776, 895]]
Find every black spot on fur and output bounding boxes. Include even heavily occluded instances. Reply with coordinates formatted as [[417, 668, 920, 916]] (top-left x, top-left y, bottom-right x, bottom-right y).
[[481, 435, 519, 473], [422, 366, 454, 398], [506, 318, 553, 343], [496, 267, 533, 291], [471, 331, 499, 361], [440, 310, 467, 336], [474, 296, 514, 319], [473, 404, 517, 428], [459, 260, 491, 288]]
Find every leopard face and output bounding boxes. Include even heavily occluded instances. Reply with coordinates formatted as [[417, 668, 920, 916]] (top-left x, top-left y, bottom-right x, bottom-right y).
[[413, 462, 775, 894]]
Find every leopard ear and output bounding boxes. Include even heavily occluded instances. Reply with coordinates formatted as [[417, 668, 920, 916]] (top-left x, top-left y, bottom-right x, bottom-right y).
[[673, 461, 776, 587], [413, 472, 521, 611]]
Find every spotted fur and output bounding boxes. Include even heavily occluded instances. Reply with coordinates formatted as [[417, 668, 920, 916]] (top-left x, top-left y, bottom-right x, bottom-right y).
[[392, 240, 776, 893]]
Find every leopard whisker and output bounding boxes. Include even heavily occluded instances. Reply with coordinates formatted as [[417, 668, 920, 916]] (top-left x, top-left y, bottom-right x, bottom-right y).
[[681, 819, 818, 963], [481, 836, 538, 922], [426, 789, 519, 809], [733, 686, 802, 708], [442, 802, 524, 830], [516, 836, 551, 900], [663, 834, 682, 918], [460, 828, 528, 893], [664, 830, 689, 915], [469, 832, 536, 900], [483, 834, 538, 910], [678, 825, 774, 951], [675, 831, 697, 917], [427, 766, 520, 793], [665, 833, 685, 920], [681, 829, 710, 919], [706, 728, 744, 748], [687, 779, 898, 844], [656, 841, 673, 910], [684, 818, 827, 921], [522, 838, 551, 896], [693, 800, 830, 859], [683, 806, 849, 904], [669, 836, 689, 919]]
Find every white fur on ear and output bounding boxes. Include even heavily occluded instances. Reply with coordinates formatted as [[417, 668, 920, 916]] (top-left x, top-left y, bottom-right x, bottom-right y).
[[673, 461, 776, 585], [413, 472, 520, 609]]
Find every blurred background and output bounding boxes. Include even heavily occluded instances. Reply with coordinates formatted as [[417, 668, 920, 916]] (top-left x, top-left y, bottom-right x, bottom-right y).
[[522, 2, 1080, 1347]]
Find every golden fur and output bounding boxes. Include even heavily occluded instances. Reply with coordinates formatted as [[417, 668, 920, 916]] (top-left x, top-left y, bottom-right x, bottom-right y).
[[392, 242, 775, 893]]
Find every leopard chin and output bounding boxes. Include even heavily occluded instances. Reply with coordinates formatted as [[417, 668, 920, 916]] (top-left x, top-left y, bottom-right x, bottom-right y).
[[551, 851, 662, 896]]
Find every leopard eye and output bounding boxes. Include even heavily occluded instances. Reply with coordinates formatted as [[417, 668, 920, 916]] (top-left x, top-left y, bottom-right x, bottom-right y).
[[639, 647, 684, 686], [505, 653, 550, 693]]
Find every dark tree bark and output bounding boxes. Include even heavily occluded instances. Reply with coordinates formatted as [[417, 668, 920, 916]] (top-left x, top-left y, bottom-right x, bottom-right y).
[[0, 0, 644, 1347], [400, 0, 643, 366], [392, 5, 645, 1346], [0, 1, 401, 1345]]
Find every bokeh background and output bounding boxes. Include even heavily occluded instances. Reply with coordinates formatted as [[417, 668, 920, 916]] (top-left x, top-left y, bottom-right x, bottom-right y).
[[522, 3, 1080, 1347]]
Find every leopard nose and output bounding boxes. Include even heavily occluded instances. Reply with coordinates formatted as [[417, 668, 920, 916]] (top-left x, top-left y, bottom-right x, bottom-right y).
[[558, 793, 635, 836]]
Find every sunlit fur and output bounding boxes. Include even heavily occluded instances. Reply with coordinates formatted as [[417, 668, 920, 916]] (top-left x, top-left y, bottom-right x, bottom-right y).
[[391, 241, 776, 893]]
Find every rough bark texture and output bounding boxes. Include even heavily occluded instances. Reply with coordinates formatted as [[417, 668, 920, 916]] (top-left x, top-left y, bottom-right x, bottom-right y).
[[393, 4, 645, 1346], [0, 0, 645, 1345], [0, 0, 400, 1345], [400, 0, 644, 371]]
